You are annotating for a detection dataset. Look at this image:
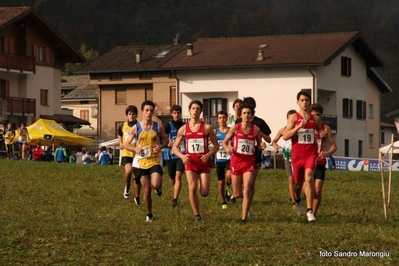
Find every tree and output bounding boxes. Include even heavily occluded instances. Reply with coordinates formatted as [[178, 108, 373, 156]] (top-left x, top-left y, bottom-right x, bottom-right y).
[[63, 44, 99, 76]]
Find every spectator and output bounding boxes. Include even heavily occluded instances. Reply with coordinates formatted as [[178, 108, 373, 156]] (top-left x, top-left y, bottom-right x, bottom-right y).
[[43, 146, 54, 162], [55, 142, 67, 163], [69, 151, 76, 163], [32, 143, 44, 161], [261, 150, 273, 169], [107, 147, 114, 165], [76, 148, 84, 164], [94, 148, 102, 162], [82, 149, 92, 164], [98, 146, 109, 165]]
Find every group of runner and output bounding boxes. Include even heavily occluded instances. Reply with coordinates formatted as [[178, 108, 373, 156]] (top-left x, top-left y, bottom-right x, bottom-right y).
[[118, 90, 336, 223]]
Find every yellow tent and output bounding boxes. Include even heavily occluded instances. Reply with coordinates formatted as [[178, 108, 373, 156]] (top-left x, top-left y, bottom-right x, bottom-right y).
[[15, 119, 93, 146]]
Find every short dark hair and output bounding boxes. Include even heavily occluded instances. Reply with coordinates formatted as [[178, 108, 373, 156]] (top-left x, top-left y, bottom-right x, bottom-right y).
[[217, 110, 228, 118], [232, 98, 243, 108], [286, 109, 296, 118], [170, 104, 182, 113], [238, 102, 255, 115], [101, 146, 106, 151], [188, 100, 203, 111], [243, 97, 256, 108], [141, 100, 155, 110], [310, 103, 324, 115], [125, 105, 138, 115], [296, 90, 311, 101]]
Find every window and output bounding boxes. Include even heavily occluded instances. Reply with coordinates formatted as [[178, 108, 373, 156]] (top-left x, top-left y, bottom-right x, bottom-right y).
[[170, 87, 176, 106], [358, 140, 363, 158], [341, 56, 352, 77], [344, 139, 349, 157], [37, 46, 45, 63], [40, 89, 48, 106], [343, 98, 353, 118], [110, 73, 121, 80], [203, 98, 228, 117], [368, 104, 374, 119], [140, 72, 152, 79], [145, 88, 153, 101], [0, 79, 9, 98], [369, 134, 374, 148], [356, 100, 366, 120], [115, 88, 126, 104], [381, 131, 385, 144], [80, 110, 89, 121], [0, 37, 4, 54]]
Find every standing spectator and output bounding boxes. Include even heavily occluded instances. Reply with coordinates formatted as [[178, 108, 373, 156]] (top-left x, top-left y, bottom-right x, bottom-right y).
[[107, 147, 114, 165], [32, 143, 44, 161], [82, 149, 92, 164], [98, 146, 110, 165], [17, 122, 30, 160], [76, 148, 84, 164], [69, 151, 76, 163], [43, 145, 54, 162], [94, 148, 102, 162], [261, 150, 272, 169], [3, 122, 15, 159], [54, 142, 67, 163]]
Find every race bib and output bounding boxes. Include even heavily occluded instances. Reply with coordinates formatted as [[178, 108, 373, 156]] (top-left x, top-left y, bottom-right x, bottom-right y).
[[137, 145, 151, 159], [298, 129, 314, 144], [216, 148, 230, 160], [237, 139, 254, 155], [187, 138, 205, 154]]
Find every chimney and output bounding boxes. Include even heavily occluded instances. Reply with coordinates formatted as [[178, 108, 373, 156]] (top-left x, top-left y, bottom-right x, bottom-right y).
[[186, 44, 193, 56], [135, 50, 142, 63], [174, 33, 181, 45], [257, 49, 265, 61]]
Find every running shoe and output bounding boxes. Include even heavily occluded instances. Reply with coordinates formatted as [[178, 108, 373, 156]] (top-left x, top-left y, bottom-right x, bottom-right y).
[[222, 203, 227, 210], [195, 214, 202, 222], [123, 186, 129, 199], [240, 219, 247, 225], [155, 188, 162, 197], [171, 199, 178, 208], [307, 210, 316, 222], [146, 215, 154, 223], [295, 202, 302, 216], [134, 197, 140, 206]]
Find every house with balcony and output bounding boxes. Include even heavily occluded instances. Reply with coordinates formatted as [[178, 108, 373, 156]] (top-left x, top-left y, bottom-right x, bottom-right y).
[[60, 75, 98, 136], [0, 7, 87, 131], [78, 41, 186, 138], [162, 32, 392, 159]]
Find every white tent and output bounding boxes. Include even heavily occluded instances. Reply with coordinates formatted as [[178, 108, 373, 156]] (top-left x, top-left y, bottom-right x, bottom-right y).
[[379, 140, 399, 154], [379, 136, 398, 218]]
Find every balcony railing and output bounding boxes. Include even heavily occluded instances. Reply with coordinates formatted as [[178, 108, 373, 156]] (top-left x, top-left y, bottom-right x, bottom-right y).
[[0, 54, 35, 73], [322, 114, 337, 134], [0, 97, 36, 117]]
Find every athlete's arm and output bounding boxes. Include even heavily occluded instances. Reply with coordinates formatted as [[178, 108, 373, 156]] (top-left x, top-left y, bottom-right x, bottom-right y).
[[203, 124, 219, 162], [319, 125, 337, 158], [254, 126, 266, 150], [272, 127, 284, 153], [282, 113, 302, 140], [172, 126, 189, 164], [222, 125, 237, 154], [154, 124, 169, 153], [123, 125, 137, 152]]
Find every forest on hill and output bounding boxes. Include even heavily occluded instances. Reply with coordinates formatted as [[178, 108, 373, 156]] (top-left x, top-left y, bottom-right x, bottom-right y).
[[3, 0, 399, 120]]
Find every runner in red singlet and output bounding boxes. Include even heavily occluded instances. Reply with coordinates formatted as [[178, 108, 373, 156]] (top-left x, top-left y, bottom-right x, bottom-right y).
[[283, 91, 322, 222], [172, 100, 219, 222], [223, 102, 265, 224]]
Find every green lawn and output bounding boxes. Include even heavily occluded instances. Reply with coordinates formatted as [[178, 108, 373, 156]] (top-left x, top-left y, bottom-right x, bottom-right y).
[[0, 160, 398, 265]]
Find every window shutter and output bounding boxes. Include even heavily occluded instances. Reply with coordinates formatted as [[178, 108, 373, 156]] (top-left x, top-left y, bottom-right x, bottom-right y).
[[349, 99, 353, 118], [4, 80, 9, 98], [347, 58, 352, 76], [203, 98, 209, 117], [362, 101, 366, 120], [341, 57, 346, 76], [343, 98, 348, 118], [222, 98, 227, 112], [45, 47, 51, 64], [356, 100, 362, 120], [32, 45, 37, 59]]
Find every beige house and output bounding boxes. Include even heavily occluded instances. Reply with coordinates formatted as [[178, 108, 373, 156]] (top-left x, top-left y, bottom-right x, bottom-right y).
[[61, 75, 98, 136], [0, 7, 86, 130], [78, 42, 186, 138]]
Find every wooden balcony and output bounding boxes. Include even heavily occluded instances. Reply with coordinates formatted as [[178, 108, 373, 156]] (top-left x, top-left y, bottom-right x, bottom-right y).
[[0, 54, 35, 73], [1, 97, 36, 117]]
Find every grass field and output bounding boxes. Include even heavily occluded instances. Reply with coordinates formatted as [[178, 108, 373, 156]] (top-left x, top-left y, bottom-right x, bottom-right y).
[[1, 160, 398, 265]]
